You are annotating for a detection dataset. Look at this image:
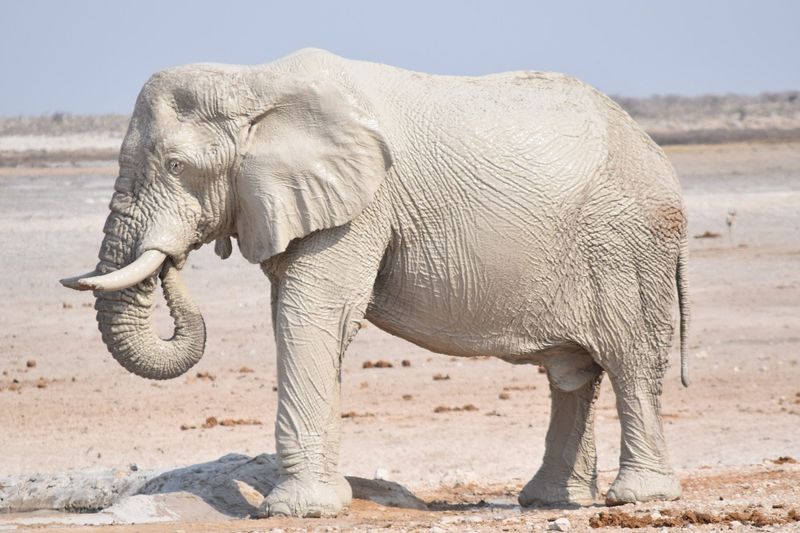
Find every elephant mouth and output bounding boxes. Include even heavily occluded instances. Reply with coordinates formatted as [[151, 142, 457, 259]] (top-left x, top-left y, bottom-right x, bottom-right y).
[[60, 235, 205, 292]]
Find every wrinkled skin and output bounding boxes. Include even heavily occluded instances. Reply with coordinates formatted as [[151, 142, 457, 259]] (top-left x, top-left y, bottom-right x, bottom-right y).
[[64, 49, 690, 517]]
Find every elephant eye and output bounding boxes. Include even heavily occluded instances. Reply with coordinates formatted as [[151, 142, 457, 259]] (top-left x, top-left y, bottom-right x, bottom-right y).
[[167, 159, 184, 176]]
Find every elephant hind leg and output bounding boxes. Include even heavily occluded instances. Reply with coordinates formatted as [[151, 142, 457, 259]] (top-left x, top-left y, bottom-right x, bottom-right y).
[[519, 355, 603, 507], [605, 362, 681, 505]]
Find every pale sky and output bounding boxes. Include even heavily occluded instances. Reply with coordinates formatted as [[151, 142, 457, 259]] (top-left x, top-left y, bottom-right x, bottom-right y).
[[2, 0, 798, 116]]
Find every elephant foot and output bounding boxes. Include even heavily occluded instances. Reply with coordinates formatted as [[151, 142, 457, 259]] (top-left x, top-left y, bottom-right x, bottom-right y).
[[332, 472, 353, 507], [605, 468, 681, 506], [257, 473, 349, 518], [519, 472, 597, 507]]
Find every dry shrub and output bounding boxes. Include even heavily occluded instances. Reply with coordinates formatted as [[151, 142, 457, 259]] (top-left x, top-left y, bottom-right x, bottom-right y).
[[341, 411, 375, 419], [218, 418, 261, 427], [694, 230, 722, 239], [363, 360, 393, 369], [590, 508, 800, 528], [181, 416, 262, 430], [434, 404, 478, 414]]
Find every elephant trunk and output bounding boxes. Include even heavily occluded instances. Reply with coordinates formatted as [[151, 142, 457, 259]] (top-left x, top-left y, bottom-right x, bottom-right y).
[[93, 205, 206, 380]]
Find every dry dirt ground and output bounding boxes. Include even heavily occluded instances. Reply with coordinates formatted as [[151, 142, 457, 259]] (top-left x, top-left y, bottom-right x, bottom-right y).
[[1, 141, 799, 531]]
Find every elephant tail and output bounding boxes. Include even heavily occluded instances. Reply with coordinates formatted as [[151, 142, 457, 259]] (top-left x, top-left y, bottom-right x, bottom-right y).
[[676, 236, 690, 387]]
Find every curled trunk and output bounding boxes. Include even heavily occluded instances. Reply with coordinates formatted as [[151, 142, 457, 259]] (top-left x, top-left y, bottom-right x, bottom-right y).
[[94, 208, 205, 380]]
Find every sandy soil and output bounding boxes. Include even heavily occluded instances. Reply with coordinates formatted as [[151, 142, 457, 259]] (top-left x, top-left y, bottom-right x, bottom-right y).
[[1, 141, 799, 531]]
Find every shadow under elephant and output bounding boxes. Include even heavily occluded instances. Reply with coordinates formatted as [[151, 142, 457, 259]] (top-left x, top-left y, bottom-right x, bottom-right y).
[[138, 453, 428, 518]]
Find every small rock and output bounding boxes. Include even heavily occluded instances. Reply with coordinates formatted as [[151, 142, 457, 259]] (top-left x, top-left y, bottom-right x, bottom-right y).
[[401, 359, 411, 367], [548, 517, 570, 531], [26, 359, 37, 368], [432, 373, 450, 381], [231, 479, 264, 508], [374, 468, 389, 480], [499, 392, 510, 400]]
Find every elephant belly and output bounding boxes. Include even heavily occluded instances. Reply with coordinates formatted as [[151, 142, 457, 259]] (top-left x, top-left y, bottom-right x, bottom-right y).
[[365, 217, 577, 360]]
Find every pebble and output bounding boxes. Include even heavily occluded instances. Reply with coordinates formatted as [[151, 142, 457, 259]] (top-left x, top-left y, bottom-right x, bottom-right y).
[[548, 517, 570, 531]]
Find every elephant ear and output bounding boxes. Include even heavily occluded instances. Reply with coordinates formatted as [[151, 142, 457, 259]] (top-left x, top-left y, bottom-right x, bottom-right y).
[[234, 77, 392, 263]]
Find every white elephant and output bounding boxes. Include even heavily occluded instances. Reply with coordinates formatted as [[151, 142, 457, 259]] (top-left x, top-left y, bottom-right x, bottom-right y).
[[62, 49, 690, 517]]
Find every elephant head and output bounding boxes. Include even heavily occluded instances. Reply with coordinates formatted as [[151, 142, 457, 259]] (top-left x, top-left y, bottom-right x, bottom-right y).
[[61, 50, 392, 380]]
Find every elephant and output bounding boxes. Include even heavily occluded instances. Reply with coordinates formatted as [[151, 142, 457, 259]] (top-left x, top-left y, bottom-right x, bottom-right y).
[[62, 48, 690, 517]]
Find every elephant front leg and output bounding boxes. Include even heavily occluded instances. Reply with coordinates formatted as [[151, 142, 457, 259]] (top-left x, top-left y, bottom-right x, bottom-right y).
[[258, 293, 361, 517], [519, 370, 603, 507], [261, 346, 350, 517]]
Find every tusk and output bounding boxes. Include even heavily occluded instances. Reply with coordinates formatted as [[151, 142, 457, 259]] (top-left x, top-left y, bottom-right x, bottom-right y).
[[60, 270, 101, 290], [60, 250, 167, 292]]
